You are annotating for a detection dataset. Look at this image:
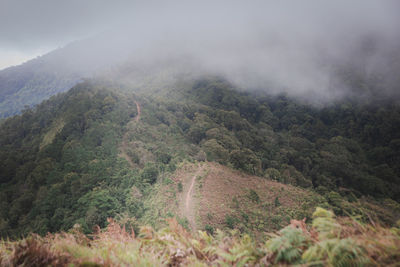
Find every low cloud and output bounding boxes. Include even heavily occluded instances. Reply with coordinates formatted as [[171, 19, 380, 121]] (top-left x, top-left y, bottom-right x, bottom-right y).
[[1, 0, 400, 101]]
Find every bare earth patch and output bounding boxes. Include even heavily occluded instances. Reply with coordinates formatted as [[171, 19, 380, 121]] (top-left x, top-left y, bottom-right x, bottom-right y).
[[197, 162, 321, 233]]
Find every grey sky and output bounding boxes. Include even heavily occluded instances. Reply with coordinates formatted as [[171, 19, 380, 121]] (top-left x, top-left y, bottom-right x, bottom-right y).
[[0, 0, 399, 100], [1, 1, 398, 50], [0, 0, 138, 68]]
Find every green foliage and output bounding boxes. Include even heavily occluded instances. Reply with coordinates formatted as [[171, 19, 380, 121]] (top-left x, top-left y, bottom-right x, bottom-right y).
[[302, 238, 369, 267], [0, 65, 81, 118], [140, 163, 159, 184], [177, 217, 190, 231], [229, 149, 262, 175], [225, 215, 237, 229], [266, 227, 309, 264], [248, 189, 260, 203], [274, 197, 281, 207], [177, 182, 183, 192], [1, 208, 399, 266], [1, 76, 400, 239], [265, 168, 281, 180], [302, 207, 370, 266], [0, 82, 147, 237], [204, 224, 214, 235], [311, 208, 341, 239], [202, 139, 229, 163]]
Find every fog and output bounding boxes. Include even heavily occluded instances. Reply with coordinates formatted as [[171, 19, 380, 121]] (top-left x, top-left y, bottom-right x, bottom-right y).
[[2, 0, 400, 102]]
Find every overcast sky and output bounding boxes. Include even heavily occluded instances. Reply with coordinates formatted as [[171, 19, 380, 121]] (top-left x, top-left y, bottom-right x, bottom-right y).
[[1, 0, 400, 96], [0, 0, 139, 69]]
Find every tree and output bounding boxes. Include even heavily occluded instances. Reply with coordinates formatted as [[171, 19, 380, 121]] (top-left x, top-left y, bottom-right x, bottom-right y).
[[202, 139, 229, 163], [141, 163, 159, 184]]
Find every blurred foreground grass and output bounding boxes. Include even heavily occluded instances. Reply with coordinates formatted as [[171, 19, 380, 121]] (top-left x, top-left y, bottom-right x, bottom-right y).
[[1, 208, 399, 266]]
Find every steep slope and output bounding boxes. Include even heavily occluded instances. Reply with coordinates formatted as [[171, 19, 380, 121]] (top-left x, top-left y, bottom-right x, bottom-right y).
[[119, 101, 141, 168], [141, 162, 324, 234], [0, 60, 80, 118], [141, 161, 397, 240], [0, 33, 135, 118], [183, 163, 203, 231], [0, 81, 140, 236], [1, 77, 400, 239]]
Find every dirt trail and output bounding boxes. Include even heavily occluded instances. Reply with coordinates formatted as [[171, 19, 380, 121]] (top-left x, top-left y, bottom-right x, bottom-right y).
[[184, 164, 203, 231], [119, 101, 141, 168], [134, 101, 141, 122]]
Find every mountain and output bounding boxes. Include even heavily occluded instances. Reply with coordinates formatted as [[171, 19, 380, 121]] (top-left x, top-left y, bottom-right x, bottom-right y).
[[2, 30, 400, 119], [1, 76, 399, 239], [0, 56, 80, 118], [0, 78, 399, 265], [0, 33, 136, 118]]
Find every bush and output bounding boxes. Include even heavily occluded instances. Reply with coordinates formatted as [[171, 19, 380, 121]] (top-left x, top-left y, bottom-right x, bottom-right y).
[[248, 189, 260, 203], [141, 164, 159, 184], [225, 215, 236, 229], [266, 227, 309, 264], [274, 197, 281, 207], [1, 208, 399, 266], [204, 224, 214, 235], [177, 182, 183, 192], [265, 168, 281, 180]]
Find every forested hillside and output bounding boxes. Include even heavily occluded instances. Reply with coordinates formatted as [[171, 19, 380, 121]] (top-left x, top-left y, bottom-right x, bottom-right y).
[[182, 79, 400, 201], [0, 55, 80, 118], [0, 35, 131, 118], [0, 78, 399, 239]]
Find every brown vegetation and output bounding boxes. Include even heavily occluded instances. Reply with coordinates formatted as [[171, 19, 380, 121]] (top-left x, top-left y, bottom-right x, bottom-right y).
[[1, 208, 399, 266]]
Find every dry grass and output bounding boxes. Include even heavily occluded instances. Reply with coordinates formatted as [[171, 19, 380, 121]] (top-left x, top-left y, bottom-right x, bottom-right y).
[[197, 162, 324, 233], [1, 209, 399, 266], [142, 162, 326, 236]]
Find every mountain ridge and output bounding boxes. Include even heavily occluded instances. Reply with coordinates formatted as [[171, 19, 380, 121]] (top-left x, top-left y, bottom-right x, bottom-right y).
[[1, 77, 399, 239]]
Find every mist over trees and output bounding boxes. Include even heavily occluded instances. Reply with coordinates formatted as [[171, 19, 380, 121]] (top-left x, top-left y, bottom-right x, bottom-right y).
[[0, 78, 399, 237], [1, 0, 400, 118]]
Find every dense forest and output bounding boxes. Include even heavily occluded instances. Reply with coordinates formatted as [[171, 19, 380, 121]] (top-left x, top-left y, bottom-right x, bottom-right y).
[[0, 57, 81, 118], [0, 78, 399, 238]]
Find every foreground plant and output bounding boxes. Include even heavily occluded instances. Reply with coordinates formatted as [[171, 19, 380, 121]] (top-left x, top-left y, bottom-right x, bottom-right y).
[[1, 208, 399, 266]]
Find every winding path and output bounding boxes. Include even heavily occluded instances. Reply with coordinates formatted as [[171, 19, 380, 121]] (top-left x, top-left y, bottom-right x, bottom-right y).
[[133, 101, 141, 122], [120, 101, 141, 168], [184, 165, 203, 231]]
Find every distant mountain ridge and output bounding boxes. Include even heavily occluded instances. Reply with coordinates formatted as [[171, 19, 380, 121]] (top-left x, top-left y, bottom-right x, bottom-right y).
[[0, 33, 136, 118], [2, 31, 400, 118], [0, 56, 81, 118]]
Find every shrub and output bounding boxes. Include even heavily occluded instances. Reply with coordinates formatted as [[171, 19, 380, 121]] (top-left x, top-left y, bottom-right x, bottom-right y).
[[274, 197, 281, 207], [225, 215, 236, 229], [248, 189, 260, 203], [141, 164, 158, 184], [204, 224, 214, 235], [177, 182, 183, 192], [266, 227, 309, 264], [177, 217, 190, 231], [265, 168, 281, 180], [1, 209, 399, 266]]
